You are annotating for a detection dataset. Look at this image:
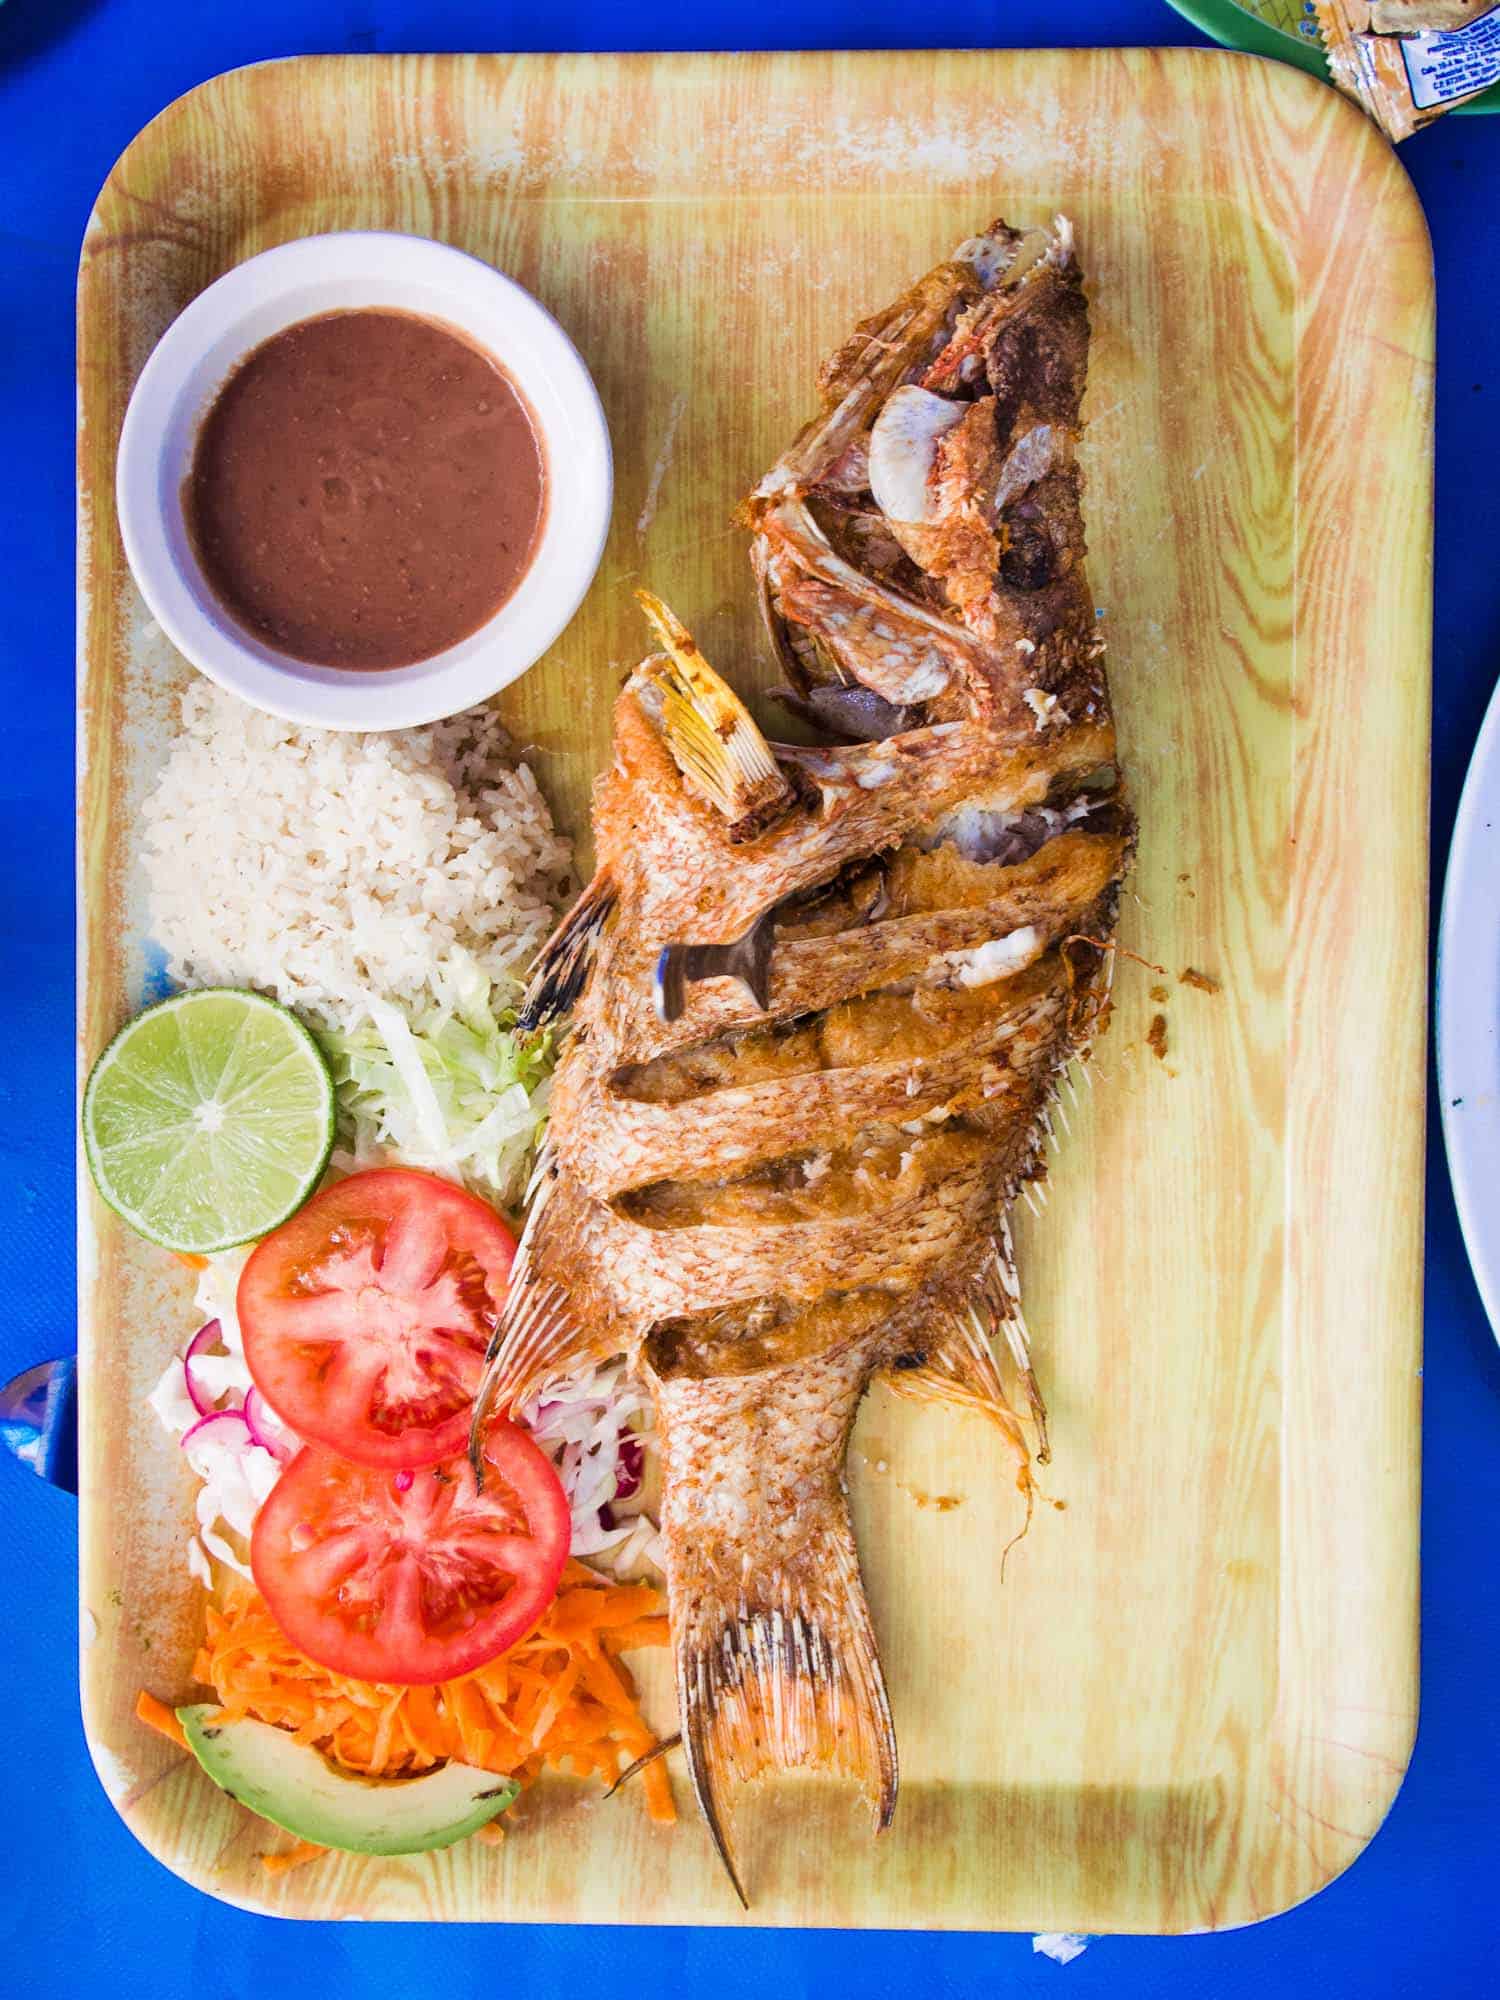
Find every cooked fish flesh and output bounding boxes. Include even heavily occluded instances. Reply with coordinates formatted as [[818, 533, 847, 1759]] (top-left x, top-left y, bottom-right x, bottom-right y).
[[473, 216, 1133, 1899]]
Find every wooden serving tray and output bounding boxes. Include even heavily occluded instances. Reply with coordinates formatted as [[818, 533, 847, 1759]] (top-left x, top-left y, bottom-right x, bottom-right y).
[[76, 50, 1432, 1930]]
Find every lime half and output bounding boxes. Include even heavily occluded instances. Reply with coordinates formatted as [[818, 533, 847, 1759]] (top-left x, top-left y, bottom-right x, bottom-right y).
[[83, 988, 336, 1253]]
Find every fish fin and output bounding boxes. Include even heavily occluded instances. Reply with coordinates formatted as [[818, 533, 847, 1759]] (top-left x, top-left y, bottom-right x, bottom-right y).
[[468, 1160, 598, 1467], [985, 1219, 1051, 1465], [517, 873, 618, 1033], [882, 1303, 1032, 1473], [469, 1274, 587, 1467], [675, 1505, 898, 1895], [635, 589, 795, 840], [882, 1219, 1050, 1469]]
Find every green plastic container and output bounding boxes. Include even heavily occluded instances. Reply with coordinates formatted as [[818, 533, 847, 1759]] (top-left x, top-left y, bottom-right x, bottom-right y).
[[1164, 0, 1500, 112]]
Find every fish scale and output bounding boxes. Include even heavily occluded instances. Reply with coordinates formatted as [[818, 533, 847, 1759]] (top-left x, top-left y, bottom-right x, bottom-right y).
[[473, 215, 1134, 1901]]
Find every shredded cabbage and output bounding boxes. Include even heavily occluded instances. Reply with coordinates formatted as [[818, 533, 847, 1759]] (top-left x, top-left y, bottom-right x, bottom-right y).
[[522, 1361, 665, 1581], [318, 951, 556, 1212]]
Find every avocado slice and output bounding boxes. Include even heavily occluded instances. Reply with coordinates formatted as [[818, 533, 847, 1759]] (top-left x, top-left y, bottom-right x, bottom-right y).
[[177, 1704, 519, 1855]]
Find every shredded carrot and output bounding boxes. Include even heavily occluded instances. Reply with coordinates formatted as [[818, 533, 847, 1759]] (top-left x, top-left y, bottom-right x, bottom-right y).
[[610, 1617, 671, 1650], [135, 1688, 188, 1749], [178, 1558, 675, 1876], [261, 1840, 327, 1877], [174, 1251, 209, 1272], [639, 1750, 676, 1825]]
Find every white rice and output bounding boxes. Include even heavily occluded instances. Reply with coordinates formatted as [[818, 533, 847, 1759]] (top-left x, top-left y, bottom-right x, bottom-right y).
[[141, 680, 572, 1027]]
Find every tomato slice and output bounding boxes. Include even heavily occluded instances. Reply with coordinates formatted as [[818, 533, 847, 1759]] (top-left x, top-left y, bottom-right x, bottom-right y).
[[251, 1426, 572, 1683], [239, 1168, 516, 1470]]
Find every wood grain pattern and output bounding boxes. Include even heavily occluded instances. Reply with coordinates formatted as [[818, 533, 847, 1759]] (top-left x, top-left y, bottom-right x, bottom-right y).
[[75, 49, 1432, 1930]]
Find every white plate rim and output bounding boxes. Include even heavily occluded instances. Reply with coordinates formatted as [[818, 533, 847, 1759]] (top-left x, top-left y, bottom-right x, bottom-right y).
[[1437, 671, 1500, 1339]]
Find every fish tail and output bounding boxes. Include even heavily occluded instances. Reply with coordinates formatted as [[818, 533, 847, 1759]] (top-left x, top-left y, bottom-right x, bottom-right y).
[[674, 1505, 898, 1901]]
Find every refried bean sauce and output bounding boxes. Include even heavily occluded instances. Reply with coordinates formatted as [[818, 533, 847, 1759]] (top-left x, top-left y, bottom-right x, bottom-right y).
[[186, 310, 547, 670]]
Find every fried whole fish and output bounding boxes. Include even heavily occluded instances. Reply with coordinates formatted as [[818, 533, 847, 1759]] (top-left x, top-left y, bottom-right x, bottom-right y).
[[473, 217, 1132, 1898]]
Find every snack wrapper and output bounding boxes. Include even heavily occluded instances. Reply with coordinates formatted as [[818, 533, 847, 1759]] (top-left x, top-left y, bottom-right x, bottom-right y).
[[1317, 0, 1500, 138]]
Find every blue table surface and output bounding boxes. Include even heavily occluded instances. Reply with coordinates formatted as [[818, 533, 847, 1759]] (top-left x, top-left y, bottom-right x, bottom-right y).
[[3, 4, 1496, 1994]]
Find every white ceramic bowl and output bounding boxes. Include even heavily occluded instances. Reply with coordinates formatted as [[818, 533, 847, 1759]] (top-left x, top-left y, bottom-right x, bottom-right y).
[[116, 231, 612, 730]]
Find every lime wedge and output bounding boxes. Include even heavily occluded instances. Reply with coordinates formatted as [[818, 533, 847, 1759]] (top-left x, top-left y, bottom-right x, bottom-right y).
[[83, 988, 336, 1253]]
